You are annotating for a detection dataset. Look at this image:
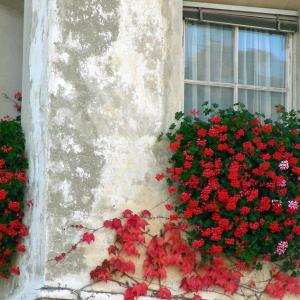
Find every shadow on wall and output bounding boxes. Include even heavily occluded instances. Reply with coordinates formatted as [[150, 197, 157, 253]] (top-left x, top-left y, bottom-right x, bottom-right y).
[[0, 0, 23, 119]]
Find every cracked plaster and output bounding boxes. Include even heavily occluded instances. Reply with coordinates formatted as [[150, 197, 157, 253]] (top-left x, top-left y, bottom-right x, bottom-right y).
[[43, 0, 183, 295]]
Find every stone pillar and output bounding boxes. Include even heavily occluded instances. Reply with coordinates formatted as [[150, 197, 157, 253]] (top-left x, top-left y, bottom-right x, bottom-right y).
[[2, 0, 184, 299]]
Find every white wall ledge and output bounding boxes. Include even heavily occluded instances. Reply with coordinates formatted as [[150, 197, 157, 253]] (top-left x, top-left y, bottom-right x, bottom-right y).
[[37, 286, 143, 300]]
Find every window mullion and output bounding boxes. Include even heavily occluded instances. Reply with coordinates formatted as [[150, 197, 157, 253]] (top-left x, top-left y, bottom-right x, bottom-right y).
[[233, 26, 239, 106], [184, 79, 288, 93], [286, 33, 292, 111]]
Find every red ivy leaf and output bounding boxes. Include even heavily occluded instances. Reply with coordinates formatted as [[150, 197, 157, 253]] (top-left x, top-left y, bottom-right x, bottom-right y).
[[140, 210, 151, 218], [157, 287, 172, 299], [82, 232, 95, 244]]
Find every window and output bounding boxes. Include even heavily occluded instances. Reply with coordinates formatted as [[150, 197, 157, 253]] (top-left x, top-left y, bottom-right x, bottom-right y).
[[183, 3, 298, 119]]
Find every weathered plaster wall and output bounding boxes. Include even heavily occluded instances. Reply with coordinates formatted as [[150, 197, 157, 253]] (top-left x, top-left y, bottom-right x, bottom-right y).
[[42, 0, 183, 298], [0, 2, 23, 118]]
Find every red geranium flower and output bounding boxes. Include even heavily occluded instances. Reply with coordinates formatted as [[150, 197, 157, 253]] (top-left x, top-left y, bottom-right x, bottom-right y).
[[8, 201, 20, 212], [192, 239, 205, 249], [0, 189, 8, 201], [169, 142, 180, 152], [211, 116, 222, 123], [9, 266, 20, 275]]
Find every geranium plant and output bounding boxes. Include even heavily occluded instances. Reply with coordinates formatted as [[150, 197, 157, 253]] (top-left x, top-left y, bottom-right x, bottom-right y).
[[0, 93, 28, 278], [164, 103, 299, 274]]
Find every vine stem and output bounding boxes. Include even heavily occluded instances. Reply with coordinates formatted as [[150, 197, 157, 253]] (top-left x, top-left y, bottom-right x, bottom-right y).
[[1, 93, 19, 104], [87, 278, 210, 300], [48, 198, 172, 262], [77, 271, 259, 300]]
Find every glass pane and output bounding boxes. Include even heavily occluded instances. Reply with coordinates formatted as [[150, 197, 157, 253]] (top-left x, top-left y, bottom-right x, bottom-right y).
[[184, 84, 234, 116], [238, 89, 285, 120], [185, 22, 234, 83], [238, 29, 286, 88]]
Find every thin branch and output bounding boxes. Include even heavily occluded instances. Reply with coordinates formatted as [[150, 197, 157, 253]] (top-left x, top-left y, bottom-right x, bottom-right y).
[[1, 93, 19, 104], [149, 197, 171, 211]]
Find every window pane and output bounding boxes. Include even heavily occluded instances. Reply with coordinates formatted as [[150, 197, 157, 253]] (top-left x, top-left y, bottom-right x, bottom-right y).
[[238, 29, 286, 88], [185, 84, 234, 116], [185, 22, 234, 83], [238, 89, 285, 119]]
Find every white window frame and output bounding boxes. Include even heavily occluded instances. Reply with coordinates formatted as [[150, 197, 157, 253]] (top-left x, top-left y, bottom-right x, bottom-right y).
[[183, 1, 298, 112]]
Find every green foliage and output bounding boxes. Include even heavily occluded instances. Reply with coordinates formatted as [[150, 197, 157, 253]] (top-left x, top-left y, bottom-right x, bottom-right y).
[[0, 119, 27, 278]]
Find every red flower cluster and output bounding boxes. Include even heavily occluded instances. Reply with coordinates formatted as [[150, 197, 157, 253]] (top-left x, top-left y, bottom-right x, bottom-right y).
[[162, 106, 299, 267], [0, 120, 28, 278]]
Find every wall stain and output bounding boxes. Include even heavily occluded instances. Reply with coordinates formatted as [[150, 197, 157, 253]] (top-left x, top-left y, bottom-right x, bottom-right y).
[[47, 0, 120, 278]]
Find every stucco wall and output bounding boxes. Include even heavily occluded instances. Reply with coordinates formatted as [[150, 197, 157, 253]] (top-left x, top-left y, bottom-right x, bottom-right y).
[[0, 2, 23, 119], [43, 0, 183, 298]]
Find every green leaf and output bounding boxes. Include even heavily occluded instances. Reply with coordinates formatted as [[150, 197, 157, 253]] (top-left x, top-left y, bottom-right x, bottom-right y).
[[157, 132, 163, 142], [175, 112, 184, 120], [169, 123, 176, 130]]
